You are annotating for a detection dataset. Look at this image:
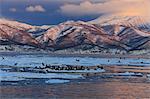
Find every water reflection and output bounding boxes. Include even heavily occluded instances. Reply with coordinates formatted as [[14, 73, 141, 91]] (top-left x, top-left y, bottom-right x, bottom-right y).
[[1, 81, 150, 98]]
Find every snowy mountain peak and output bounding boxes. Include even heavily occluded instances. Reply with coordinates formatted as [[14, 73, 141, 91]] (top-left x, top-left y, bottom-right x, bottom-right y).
[[0, 18, 150, 52], [0, 18, 34, 31], [89, 15, 150, 31]]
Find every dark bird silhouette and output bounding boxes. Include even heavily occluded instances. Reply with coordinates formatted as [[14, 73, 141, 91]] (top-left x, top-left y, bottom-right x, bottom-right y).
[[35, 66, 38, 69], [14, 63, 18, 66], [2, 57, 4, 60], [94, 68, 97, 70], [141, 62, 144, 64], [45, 64, 49, 68], [76, 59, 80, 62], [86, 67, 90, 70], [42, 63, 45, 66], [118, 60, 121, 63], [46, 69, 49, 73]]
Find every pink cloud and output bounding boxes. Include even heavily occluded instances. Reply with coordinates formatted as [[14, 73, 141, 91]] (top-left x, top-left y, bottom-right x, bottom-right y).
[[60, 0, 150, 17]]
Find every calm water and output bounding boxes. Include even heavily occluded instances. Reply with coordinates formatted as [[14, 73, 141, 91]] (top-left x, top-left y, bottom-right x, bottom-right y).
[[1, 79, 150, 99]]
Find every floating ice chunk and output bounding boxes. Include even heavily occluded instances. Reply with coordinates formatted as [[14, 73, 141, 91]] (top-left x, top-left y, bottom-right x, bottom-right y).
[[44, 68, 105, 73], [45, 79, 70, 84], [114, 72, 143, 76], [0, 70, 83, 82], [0, 76, 25, 82]]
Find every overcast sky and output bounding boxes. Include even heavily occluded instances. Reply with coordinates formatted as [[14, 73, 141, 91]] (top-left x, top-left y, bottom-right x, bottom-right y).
[[0, 0, 149, 25]]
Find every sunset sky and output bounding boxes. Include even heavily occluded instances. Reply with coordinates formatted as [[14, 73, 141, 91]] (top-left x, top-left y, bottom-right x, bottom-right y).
[[0, 0, 149, 25]]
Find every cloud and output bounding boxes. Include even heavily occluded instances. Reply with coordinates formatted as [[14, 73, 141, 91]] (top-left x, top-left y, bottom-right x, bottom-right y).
[[60, 0, 150, 17], [9, 8, 17, 12], [26, 5, 46, 12]]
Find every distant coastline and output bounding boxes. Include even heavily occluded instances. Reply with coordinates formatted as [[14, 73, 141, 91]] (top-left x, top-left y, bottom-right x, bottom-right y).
[[0, 51, 150, 59]]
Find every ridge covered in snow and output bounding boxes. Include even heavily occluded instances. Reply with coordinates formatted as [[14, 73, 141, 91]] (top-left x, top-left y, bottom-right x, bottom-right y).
[[0, 18, 150, 53], [89, 15, 150, 32], [0, 18, 34, 31]]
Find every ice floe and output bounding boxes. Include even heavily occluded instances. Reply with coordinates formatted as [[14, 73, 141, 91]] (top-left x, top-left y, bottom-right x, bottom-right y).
[[113, 72, 143, 76], [43, 68, 105, 73], [0, 70, 83, 82], [45, 79, 70, 84]]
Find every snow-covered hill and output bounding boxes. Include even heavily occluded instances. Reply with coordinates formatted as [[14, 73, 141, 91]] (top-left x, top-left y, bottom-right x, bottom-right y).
[[0, 19, 34, 31], [0, 19, 40, 47], [0, 18, 150, 53], [89, 15, 150, 32]]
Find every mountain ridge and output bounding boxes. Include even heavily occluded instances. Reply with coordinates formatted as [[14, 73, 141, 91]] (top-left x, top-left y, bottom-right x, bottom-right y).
[[89, 15, 150, 32], [0, 18, 150, 54]]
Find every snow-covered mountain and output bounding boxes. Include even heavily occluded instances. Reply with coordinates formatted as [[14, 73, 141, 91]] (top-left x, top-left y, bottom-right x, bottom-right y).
[[0, 19, 34, 31], [0, 18, 150, 53], [89, 15, 150, 32], [0, 19, 40, 47]]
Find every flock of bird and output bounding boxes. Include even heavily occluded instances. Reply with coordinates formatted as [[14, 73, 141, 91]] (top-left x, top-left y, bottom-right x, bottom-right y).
[[36, 63, 104, 71]]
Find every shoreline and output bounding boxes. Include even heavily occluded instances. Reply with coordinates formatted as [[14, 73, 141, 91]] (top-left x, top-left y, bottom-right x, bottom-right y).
[[0, 51, 150, 59]]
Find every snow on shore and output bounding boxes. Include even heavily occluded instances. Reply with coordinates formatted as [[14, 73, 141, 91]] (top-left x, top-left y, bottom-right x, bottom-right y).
[[0, 70, 83, 82]]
